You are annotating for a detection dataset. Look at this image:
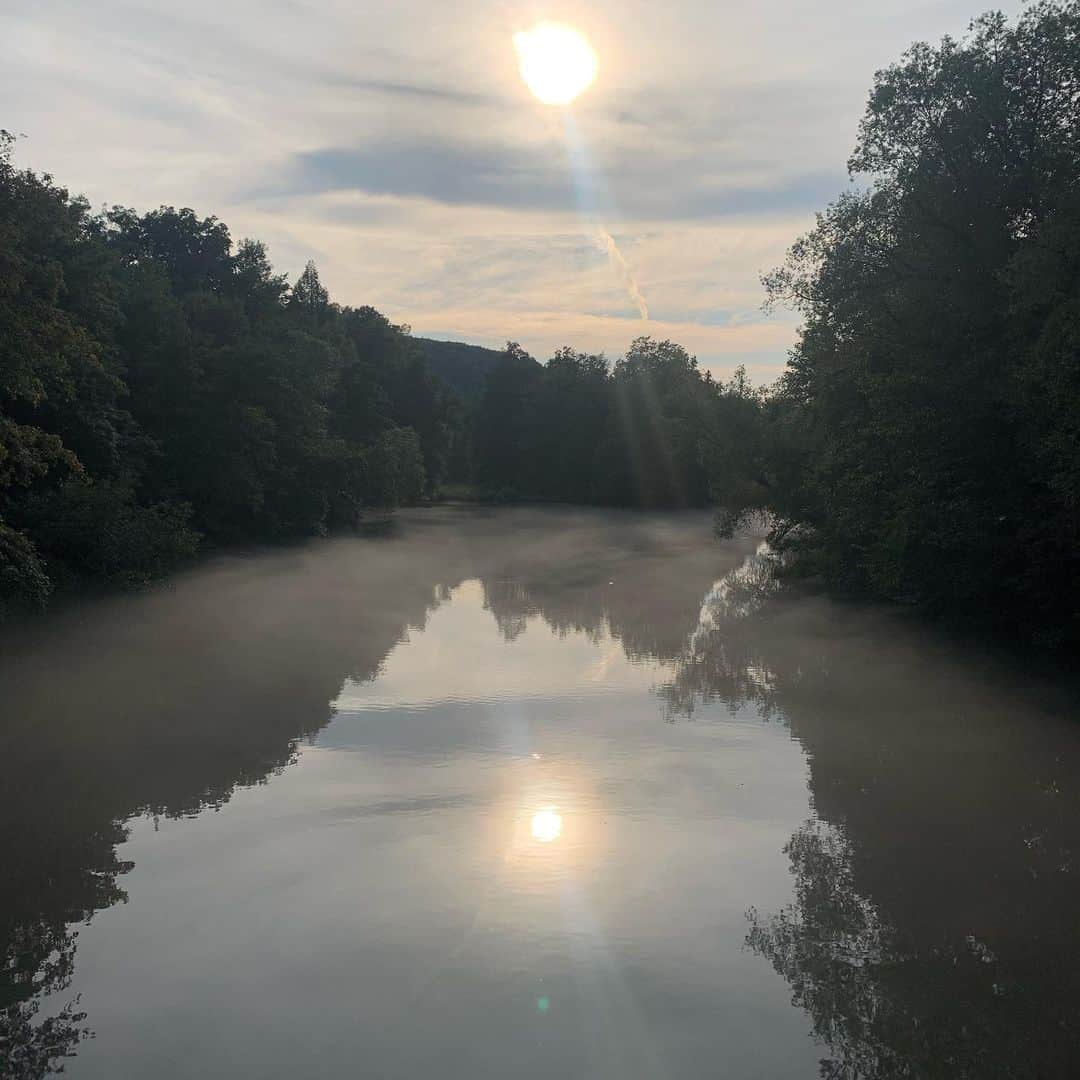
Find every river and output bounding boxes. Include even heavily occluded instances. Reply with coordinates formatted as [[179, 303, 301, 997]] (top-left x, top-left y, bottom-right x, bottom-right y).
[[2, 507, 1078, 1078]]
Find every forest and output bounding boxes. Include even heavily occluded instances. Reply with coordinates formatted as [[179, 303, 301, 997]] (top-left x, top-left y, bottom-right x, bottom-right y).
[[2, 0, 1079, 646], [0, 126, 759, 613]]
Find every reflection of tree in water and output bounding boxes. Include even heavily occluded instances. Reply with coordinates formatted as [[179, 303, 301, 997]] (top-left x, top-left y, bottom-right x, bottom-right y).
[[746, 813, 1080, 1080], [0, 531, 458, 1076], [478, 529, 1080, 1076], [5, 509, 1079, 1077], [0, 507, 737, 1076], [651, 544, 787, 719], [480, 513, 755, 662], [659, 546, 1080, 1077], [2, 924, 92, 1080]]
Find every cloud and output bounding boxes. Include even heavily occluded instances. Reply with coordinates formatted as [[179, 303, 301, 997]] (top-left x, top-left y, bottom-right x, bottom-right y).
[[233, 192, 805, 381], [277, 136, 845, 222], [285, 140, 574, 210], [319, 74, 500, 108]]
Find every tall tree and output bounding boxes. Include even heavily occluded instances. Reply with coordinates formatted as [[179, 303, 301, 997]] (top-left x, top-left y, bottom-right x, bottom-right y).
[[747, 1, 1080, 642], [0, 135, 459, 617]]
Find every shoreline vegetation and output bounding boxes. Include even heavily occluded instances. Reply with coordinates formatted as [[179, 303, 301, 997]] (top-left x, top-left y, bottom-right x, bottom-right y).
[[3, 1, 1080, 648]]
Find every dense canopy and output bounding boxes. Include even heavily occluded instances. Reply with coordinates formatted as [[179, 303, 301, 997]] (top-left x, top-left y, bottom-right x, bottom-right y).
[[0, 136, 455, 612], [729, 0, 1080, 646]]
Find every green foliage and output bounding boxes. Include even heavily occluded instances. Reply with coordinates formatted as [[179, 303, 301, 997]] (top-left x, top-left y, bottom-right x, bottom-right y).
[[0, 519, 51, 614], [367, 427, 427, 507], [598, 338, 715, 506], [744, 1, 1080, 644], [0, 132, 454, 616], [473, 342, 544, 492], [469, 337, 756, 507], [17, 481, 200, 589]]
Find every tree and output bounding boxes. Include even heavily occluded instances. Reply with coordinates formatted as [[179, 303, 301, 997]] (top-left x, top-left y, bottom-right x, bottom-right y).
[[0, 134, 461, 616], [528, 347, 610, 501], [749, 1, 1080, 642], [595, 338, 715, 507], [472, 342, 542, 495]]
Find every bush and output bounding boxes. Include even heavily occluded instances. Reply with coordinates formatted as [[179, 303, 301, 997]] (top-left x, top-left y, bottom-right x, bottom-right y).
[[366, 428, 426, 507], [0, 521, 52, 617], [19, 481, 200, 590]]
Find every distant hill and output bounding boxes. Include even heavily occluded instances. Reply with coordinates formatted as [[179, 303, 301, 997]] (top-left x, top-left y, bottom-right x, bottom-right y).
[[415, 337, 503, 401]]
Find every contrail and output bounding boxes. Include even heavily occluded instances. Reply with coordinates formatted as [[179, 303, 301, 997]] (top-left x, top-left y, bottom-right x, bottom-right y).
[[595, 229, 649, 321], [559, 112, 649, 321]]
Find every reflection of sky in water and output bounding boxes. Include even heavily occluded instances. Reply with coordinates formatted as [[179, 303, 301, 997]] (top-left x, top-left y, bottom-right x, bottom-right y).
[[43, 560, 818, 1079], [15, 509, 1080, 1078], [333, 579, 661, 711]]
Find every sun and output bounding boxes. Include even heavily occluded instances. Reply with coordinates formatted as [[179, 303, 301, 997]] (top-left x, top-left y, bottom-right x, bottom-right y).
[[513, 23, 598, 106]]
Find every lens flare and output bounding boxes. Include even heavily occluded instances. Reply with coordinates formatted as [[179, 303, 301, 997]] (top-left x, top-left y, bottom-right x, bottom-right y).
[[513, 23, 598, 106], [531, 807, 563, 842]]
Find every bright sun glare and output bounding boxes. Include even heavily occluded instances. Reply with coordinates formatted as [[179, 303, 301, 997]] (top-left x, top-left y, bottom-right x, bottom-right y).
[[531, 807, 563, 842], [513, 23, 598, 106]]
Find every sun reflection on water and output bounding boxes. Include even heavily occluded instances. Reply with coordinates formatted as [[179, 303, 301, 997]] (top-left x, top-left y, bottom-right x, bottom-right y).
[[530, 807, 563, 843]]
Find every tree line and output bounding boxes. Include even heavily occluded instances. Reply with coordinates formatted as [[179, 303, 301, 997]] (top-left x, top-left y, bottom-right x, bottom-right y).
[[4, 0, 1080, 645], [0, 136, 459, 612], [466, 338, 762, 508], [0, 126, 759, 618]]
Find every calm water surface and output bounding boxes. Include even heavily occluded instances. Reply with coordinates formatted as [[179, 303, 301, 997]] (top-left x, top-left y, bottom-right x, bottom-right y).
[[3, 508, 1079, 1078]]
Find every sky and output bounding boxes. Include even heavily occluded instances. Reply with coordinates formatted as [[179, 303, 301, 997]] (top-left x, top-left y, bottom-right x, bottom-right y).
[[5, 0, 1024, 383]]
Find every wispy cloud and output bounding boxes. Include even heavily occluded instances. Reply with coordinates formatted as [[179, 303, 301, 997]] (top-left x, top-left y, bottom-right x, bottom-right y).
[[595, 229, 649, 321], [273, 137, 844, 223]]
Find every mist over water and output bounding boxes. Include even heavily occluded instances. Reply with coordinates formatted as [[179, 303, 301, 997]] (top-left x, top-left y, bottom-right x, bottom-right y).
[[3, 507, 1079, 1078]]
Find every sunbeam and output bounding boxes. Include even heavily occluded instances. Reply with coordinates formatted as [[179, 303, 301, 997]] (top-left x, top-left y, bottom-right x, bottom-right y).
[[559, 111, 651, 322]]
